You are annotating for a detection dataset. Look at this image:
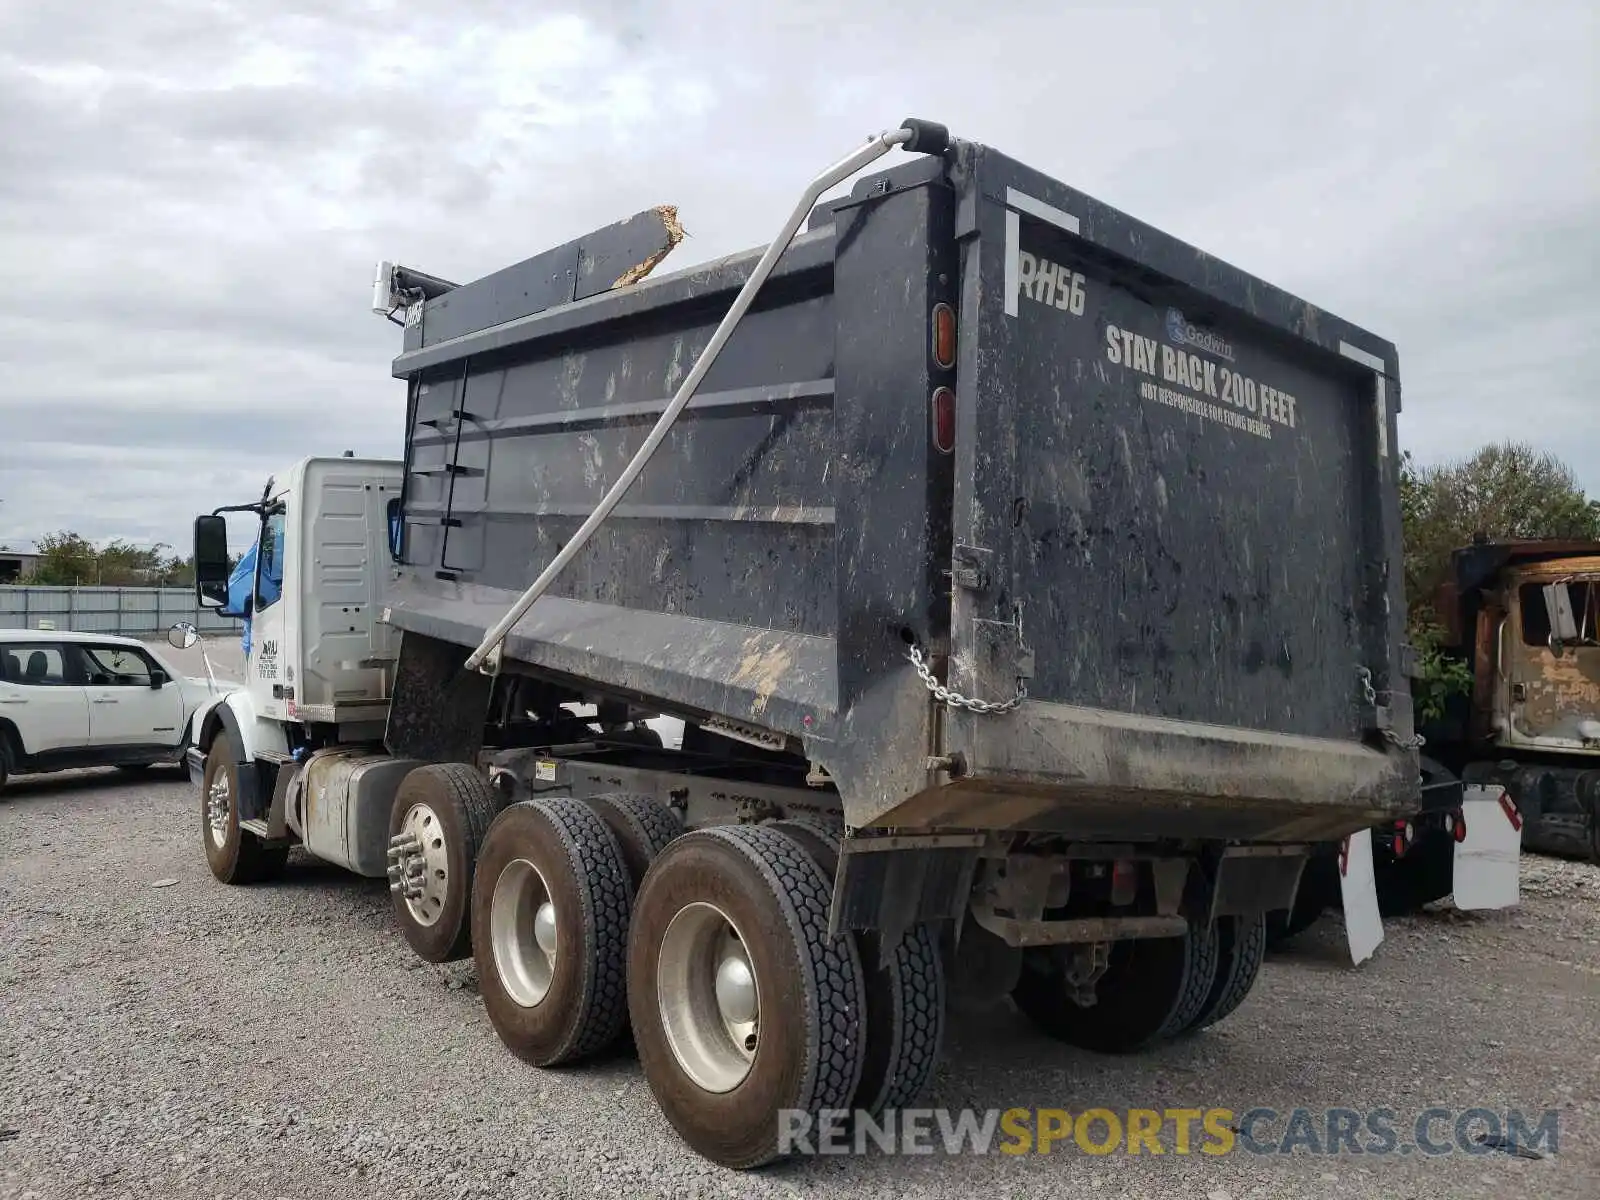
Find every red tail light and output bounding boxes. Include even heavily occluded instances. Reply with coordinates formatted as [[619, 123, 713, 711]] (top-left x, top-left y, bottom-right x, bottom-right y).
[[931, 387, 956, 453], [1452, 811, 1468, 843], [1497, 790, 1523, 831], [1111, 858, 1137, 905], [931, 302, 956, 369]]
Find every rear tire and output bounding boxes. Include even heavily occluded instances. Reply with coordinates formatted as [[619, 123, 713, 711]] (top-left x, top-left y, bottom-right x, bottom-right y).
[[768, 816, 946, 1119], [855, 924, 945, 1118], [200, 733, 288, 884], [628, 824, 867, 1170], [473, 798, 634, 1066], [1012, 926, 1214, 1054], [585, 792, 681, 892], [387, 763, 499, 964], [1182, 914, 1267, 1034]]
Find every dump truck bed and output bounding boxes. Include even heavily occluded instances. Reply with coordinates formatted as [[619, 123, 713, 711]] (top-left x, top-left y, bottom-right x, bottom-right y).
[[381, 137, 1418, 842]]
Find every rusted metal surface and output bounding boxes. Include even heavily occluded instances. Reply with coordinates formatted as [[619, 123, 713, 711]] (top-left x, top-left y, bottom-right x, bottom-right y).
[[612, 205, 685, 288], [1503, 557, 1600, 749], [399, 205, 687, 354], [972, 915, 1189, 947]]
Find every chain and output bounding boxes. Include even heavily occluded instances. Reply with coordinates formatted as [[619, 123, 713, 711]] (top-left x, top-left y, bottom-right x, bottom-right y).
[[908, 643, 1028, 715], [1357, 666, 1426, 748]]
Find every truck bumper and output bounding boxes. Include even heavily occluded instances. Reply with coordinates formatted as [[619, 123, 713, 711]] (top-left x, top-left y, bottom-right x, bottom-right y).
[[185, 746, 207, 787]]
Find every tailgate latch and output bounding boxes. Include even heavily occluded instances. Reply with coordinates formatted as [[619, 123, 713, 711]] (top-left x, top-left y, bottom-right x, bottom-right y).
[[950, 544, 993, 592], [1358, 665, 1425, 750]]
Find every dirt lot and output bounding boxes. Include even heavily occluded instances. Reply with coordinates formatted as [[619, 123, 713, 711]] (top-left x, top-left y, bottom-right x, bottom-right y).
[[0, 644, 1595, 1199]]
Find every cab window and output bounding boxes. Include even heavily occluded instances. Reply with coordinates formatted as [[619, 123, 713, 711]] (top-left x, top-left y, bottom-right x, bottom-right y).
[[1521, 581, 1600, 647], [0, 643, 71, 686], [257, 510, 287, 613]]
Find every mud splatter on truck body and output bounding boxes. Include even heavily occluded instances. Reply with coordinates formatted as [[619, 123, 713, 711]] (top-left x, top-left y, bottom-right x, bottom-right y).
[[378, 139, 1419, 843]]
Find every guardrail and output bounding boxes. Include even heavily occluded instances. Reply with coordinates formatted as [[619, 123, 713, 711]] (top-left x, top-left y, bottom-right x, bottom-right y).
[[0, 586, 238, 636]]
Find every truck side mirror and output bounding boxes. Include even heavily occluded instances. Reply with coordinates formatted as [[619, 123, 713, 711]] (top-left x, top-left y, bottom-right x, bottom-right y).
[[194, 515, 232, 609]]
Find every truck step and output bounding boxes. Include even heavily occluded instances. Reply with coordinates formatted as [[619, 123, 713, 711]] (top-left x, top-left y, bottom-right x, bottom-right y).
[[240, 818, 293, 847]]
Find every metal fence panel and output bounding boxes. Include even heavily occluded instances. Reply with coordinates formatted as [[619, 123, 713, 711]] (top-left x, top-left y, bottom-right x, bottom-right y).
[[0, 586, 237, 635]]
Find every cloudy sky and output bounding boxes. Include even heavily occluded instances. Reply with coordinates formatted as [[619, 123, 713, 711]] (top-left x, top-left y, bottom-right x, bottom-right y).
[[0, 0, 1594, 553]]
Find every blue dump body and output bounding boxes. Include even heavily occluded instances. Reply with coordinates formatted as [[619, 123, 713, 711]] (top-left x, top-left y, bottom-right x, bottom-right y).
[[378, 139, 1419, 842]]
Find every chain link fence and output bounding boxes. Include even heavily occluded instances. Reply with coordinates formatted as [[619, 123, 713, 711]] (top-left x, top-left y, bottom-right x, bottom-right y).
[[0, 586, 237, 636]]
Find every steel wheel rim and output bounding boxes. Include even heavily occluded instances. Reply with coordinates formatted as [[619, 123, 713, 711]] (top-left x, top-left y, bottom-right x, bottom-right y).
[[206, 770, 230, 848], [657, 901, 759, 1093], [398, 802, 450, 927], [491, 857, 558, 1008]]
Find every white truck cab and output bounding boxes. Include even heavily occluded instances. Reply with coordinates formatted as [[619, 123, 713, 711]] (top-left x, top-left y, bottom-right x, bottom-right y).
[[185, 455, 413, 882]]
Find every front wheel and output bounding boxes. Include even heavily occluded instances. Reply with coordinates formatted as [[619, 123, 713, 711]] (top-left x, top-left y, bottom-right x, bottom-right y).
[[200, 733, 287, 884]]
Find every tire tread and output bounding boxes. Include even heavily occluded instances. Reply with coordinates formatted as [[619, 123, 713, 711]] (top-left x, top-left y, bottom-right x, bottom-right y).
[[709, 824, 867, 1124], [869, 924, 946, 1114], [525, 797, 634, 1061], [1190, 914, 1266, 1033]]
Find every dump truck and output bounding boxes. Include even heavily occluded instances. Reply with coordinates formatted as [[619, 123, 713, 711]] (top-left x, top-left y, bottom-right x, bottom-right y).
[[186, 119, 1423, 1170]]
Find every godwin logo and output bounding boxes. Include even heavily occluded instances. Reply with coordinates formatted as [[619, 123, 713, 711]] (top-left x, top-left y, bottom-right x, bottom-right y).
[[1165, 308, 1235, 362]]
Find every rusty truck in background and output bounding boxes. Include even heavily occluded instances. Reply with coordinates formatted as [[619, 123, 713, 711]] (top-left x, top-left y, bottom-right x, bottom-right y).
[[1272, 539, 1599, 940], [185, 119, 1423, 1170], [1423, 539, 1599, 859]]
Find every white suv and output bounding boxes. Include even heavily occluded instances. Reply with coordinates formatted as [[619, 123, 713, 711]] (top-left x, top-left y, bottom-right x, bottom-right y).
[[0, 627, 234, 794]]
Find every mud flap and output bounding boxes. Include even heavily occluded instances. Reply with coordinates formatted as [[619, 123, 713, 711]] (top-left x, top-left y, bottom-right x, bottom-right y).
[[1337, 829, 1384, 965], [1451, 785, 1522, 911]]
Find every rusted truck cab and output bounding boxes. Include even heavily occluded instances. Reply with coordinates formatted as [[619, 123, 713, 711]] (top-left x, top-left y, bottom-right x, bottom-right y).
[[1485, 556, 1600, 752], [1438, 541, 1600, 860]]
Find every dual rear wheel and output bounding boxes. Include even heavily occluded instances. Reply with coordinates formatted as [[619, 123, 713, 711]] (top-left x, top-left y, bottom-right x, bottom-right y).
[[469, 799, 948, 1169], [1012, 912, 1268, 1053]]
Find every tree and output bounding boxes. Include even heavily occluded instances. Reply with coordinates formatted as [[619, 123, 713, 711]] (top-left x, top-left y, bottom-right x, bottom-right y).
[[25, 532, 177, 586], [1401, 442, 1600, 629], [1401, 441, 1600, 720]]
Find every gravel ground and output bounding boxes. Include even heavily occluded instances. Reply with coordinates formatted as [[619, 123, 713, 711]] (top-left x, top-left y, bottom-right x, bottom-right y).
[[0, 638, 1594, 1199]]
